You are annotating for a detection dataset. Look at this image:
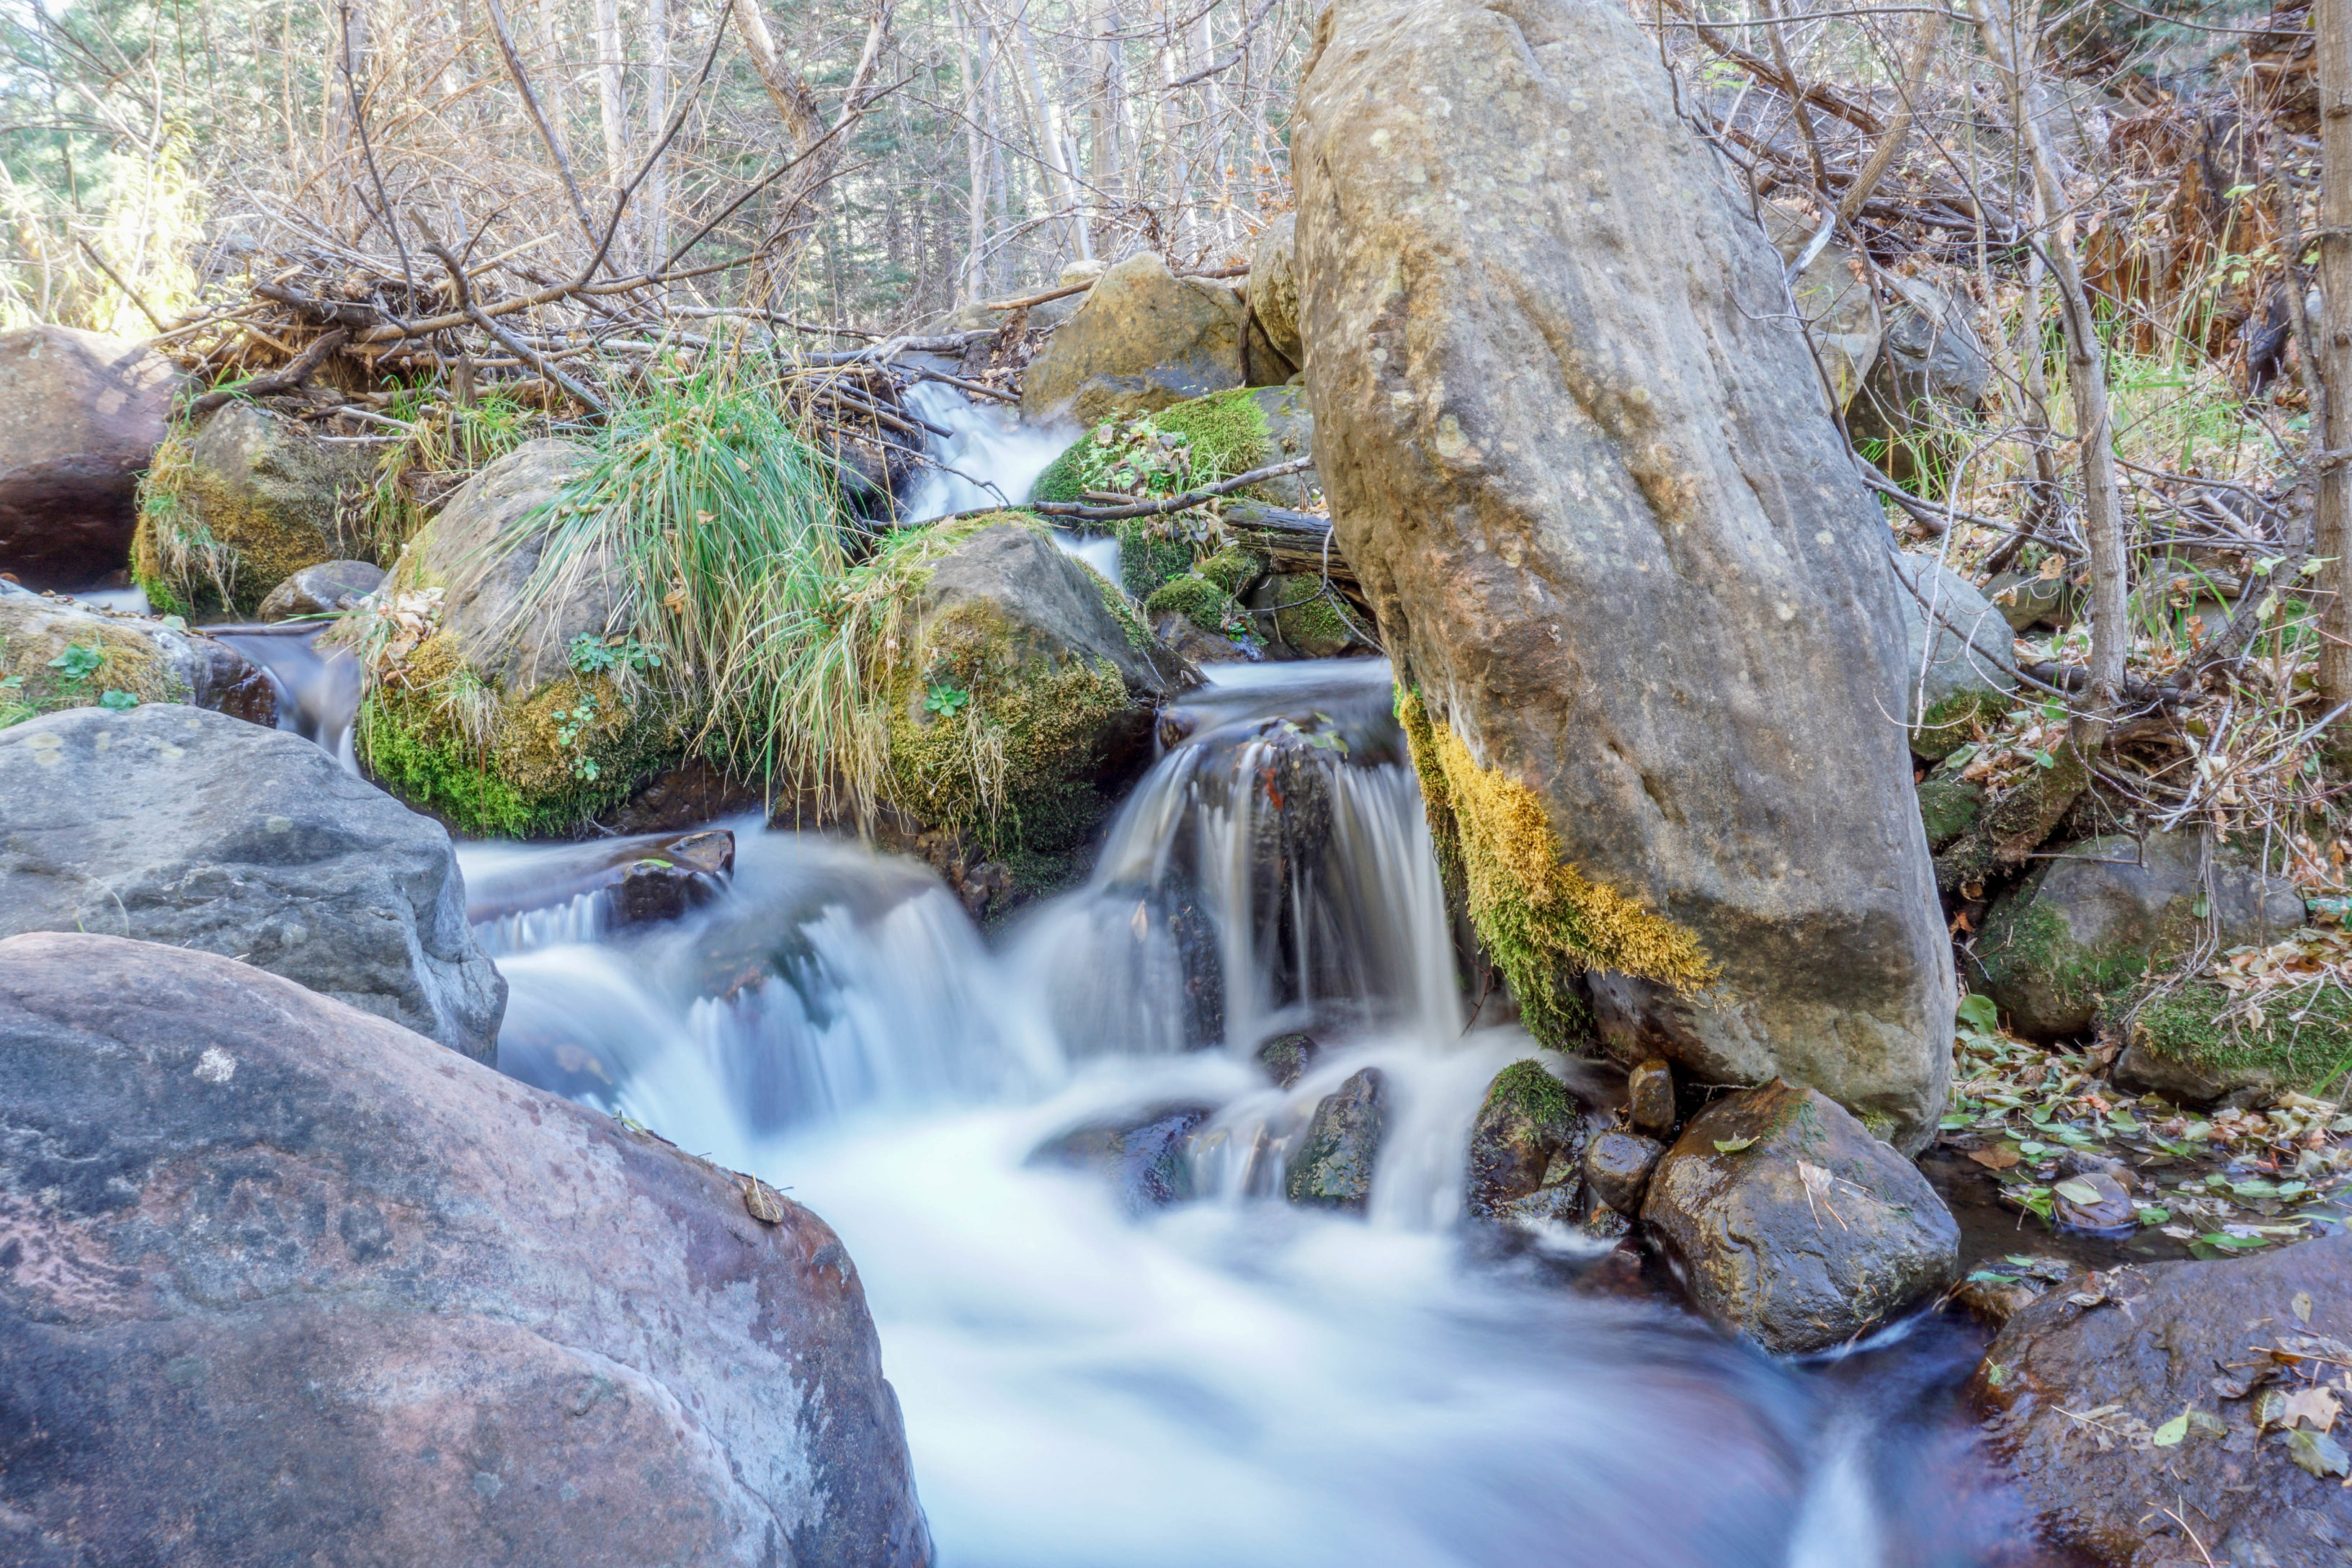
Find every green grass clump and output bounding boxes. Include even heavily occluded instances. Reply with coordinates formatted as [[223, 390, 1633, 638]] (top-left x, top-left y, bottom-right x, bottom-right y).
[[362, 389, 547, 558]]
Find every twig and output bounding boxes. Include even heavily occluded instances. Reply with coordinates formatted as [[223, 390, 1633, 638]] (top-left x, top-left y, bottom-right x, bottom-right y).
[[189, 328, 350, 414], [481, 0, 602, 252], [1023, 457, 1313, 520], [72, 237, 164, 332]]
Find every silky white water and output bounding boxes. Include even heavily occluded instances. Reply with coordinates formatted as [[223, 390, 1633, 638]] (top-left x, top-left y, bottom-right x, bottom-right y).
[[468, 662, 2028, 1568]]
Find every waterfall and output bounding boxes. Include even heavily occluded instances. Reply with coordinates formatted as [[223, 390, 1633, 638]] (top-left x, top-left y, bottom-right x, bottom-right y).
[[214, 625, 364, 774]]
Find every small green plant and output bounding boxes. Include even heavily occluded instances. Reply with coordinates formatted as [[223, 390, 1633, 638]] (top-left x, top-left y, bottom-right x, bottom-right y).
[[924, 680, 972, 718], [97, 689, 138, 711], [551, 694, 598, 750], [567, 633, 663, 677], [48, 643, 102, 681]]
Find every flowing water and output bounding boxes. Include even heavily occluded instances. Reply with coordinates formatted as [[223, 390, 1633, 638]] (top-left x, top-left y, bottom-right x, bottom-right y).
[[202, 384, 2046, 1564], [213, 624, 365, 772], [464, 659, 2043, 1568]]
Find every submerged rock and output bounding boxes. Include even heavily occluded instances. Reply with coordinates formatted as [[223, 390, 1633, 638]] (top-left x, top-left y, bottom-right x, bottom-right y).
[[1642, 1081, 1959, 1355], [0, 703, 504, 1059], [1465, 1057, 1586, 1218], [1286, 1066, 1386, 1212], [1257, 1030, 1319, 1090], [1974, 831, 2305, 1038], [1031, 1103, 1211, 1213], [1296, 0, 1953, 1151], [0, 325, 181, 590], [256, 557, 385, 620], [1977, 1229, 2352, 1568], [0, 586, 275, 727], [133, 401, 375, 618], [0, 932, 931, 1568], [1020, 253, 1252, 425]]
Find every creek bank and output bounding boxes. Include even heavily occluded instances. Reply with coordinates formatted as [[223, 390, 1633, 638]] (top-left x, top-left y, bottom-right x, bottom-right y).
[[0, 702, 504, 1059], [1295, 0, 1952, 1151], [0, 325, 181, 591], [0, 931, 930, 1568], [1, 581, 275, 726]]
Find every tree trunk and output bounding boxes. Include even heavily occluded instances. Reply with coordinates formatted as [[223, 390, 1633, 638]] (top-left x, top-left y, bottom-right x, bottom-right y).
[[644, 0, 669, 264], [2317, 0, 2352, 734]]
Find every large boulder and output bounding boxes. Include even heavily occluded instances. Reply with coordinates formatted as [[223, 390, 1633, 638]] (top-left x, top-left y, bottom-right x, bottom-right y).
[[0, 326, 181, 590], [1974, 830, 2307, 1038], [355, 440, 684, 837], [133, 400, 375, 617], [0, 703, 504, 1059], [1888, 551, 2017, 759], [1020, 252, 1252, 425], [1642, 1081, 1959, 1355], [1294, 0, 1954, 1148], [0, 932, 931, 1568], [1976, 1229, 2352, 1568], [0, 584, 275, 727]]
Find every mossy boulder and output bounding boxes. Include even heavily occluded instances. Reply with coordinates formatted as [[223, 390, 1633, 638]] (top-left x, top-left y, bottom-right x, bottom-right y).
[[1248, 571, 1370, 659], [2107, 977, 2352, 1105], [354, 440, 682, 837], [0, 583, 275, 729], [132, 402, 375, 618], [1464, 1056, 1586, 1218], [1915, 755, 1984, 851], [1889, 551, 2015, 760], [1143, 574, 1249, 641], [0, 326, 182, 589], [1020, 252, 1252, 425], [1033, 383, 1319, 517], [1285, 1066, 1387, 1212], [878, 517, 1181, 856], [1974, 832, 2307, 1038]]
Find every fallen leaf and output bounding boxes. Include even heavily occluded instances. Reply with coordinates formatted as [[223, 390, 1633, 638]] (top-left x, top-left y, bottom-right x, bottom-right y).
[[2298, 1291, 2315, 1324], [2282, 1386, 2341, 1433], [1969, 1146, 2021, 1171], [1713, 1136, 1757, 1154], [2054, 1177, 2105, 1205], [743, 1177, 785, 1225], [2288, 1427, 2352, 1478], [2152, 1410, 2190, 1447]]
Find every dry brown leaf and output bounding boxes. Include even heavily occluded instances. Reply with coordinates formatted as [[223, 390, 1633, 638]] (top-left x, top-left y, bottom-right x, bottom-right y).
[[1969, 1146, 2021, 1171]]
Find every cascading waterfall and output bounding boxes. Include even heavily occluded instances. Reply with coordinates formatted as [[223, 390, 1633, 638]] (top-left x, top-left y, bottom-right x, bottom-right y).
[[213, 625, 365, 773], [469, 648, 2031, 1568]]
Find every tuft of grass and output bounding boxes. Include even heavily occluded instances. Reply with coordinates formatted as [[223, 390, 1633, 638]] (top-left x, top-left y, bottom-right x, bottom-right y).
[[363, 389, 547, 558]]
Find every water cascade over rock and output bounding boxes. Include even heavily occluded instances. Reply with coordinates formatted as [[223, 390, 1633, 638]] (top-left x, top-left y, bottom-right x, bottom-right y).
[[1291, 0, 1953, 1148]]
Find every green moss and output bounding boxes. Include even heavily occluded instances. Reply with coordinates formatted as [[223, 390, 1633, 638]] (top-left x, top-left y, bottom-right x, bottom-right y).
[[1273, 586, 1357, 657], [1144, 574, 1247, 638], [1398, 687, 1714, 1048], [2115, 978, 2352, 1098], [1973, 894, 2157, 1025], [1916, 772, 1984, 850], [1487, 1058, 1575, 1128], [357, 631, 680, 837], [1912, 687, 2011, 762], [0, 612, 192, 723], [1196, 546, 1263, 597]]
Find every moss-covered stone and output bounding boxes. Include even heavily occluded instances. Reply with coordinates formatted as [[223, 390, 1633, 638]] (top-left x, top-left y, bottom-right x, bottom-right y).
[[1916, 767, 1985, 851], [358, 630, 680, 837], [2108, 977, 2352, 1102], [0, 605, 192, 723], [132, 404, 373, 618], [1912, 687, 2010, 763], [1143, 574, 1247, 639], [1254, 573, 1363, 658], [1197, 545, 1264, 598], [1399, 687, 1714, 1048]]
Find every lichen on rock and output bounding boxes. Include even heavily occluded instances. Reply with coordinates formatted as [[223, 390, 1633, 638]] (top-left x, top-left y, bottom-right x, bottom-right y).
[[1398, 687, 1713, 1047]]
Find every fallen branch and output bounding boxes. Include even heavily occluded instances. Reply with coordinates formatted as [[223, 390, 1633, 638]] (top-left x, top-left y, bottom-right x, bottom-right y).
[[979, 262, 1249, 315], [189, 327, 349, 414], [1024, 457, 1312, 520]]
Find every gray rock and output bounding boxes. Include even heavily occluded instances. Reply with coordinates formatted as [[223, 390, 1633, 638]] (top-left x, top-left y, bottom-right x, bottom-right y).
[[0, 703, 504, 1059], [2050, 1167, 2136, 1233], [1628, 1057, 1676, 1139], [1974, 830, 2306, 1038], [0, 932, 930, 1568], [1465, 1057, 1585, 1218], [1295, 0, 1953, 1149], [1978, 1229, 2352, 1568], [1257, 1030, 1319, 1090], [1250, 213, 1304, 368], [920, 521, 1181, 699], [1584, 1131, 1667, 1218], [256, 558, 386, 620], [1846, 276, 1990, 484], [1888, 552, 2017, 760], [1982, 569, 2075, 632], [1763, 205, 1881, 409], [1, 589, 276, 727], [0, 326, 181, 589], [136, 401, 375, 616], [1031, 1102, 1211, 1213], [1021, 253, 1250, 425], [1286, 1066, 1386, 1212], [416, 437, 607, 690], [1643, 1081, 1959, 1355]]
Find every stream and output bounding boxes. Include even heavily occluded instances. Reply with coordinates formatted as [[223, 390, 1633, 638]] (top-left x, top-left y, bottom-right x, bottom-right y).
[[217, 386, 2062, 1567]]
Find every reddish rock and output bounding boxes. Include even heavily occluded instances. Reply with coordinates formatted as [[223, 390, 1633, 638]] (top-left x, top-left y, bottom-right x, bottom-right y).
[[0, 932, 931, 1567], [0, 326, 181, 589]]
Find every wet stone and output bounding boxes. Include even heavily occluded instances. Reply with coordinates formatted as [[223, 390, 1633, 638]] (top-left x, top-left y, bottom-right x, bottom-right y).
[[1032, 1104, 1213, 1213], [612, 829, 735, 927], [1584, 1131, 1667, 1218], [1286, 1067, 1386, 1213], [1628, 1058, 1676, 1139], [1257, 1031, 1318, 1090], [2050, 1167, 2137, 1234]]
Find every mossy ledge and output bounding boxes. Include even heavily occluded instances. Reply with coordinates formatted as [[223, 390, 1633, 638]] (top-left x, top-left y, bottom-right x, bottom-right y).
[[2111, 977, 2352, 1100], [1398, 687, 1714, 1046]]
